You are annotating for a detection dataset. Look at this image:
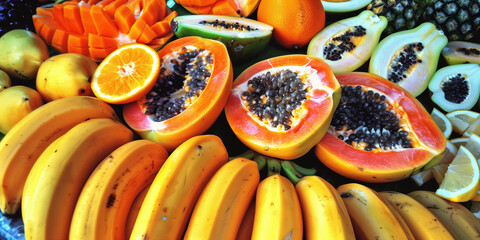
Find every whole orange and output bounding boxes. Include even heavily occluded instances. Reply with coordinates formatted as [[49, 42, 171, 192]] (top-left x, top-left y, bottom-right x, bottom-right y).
[[257, 0, 325, 49]]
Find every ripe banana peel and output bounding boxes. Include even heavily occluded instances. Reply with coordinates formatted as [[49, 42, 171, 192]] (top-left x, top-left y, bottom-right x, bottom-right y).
[[22, 118, 133, 240], [337, 183, 414, 240], [408, 190, 480, 240], [236, 197, 256, 240], [295, 176, 355, 240], [0, 96, 118, 214], [125, 184, 151, 239], [251, 174, 303, 240], [70, 140, 168, 240], [380, 191, 455, 240], [129, 135, 229, 240], [184, 157, 259, 240]]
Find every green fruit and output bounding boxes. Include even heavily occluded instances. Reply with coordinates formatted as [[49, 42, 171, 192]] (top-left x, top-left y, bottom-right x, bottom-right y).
[[0, 85, 44, 134], [367, 0, 421, 35], [421, 0, 480, 41], [441, 41, 480, 65], [171, 15, 273, 61], [369, 22, 448, 97], [0, 70, 11, 93], [321, 0, 371, 13], [307, 10, 387, 73], [0, 29, 49, 81], [428, 63, 480, 112]]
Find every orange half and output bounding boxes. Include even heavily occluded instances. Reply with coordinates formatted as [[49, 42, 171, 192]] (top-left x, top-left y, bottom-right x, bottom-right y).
[[91, 43, 160, 104]]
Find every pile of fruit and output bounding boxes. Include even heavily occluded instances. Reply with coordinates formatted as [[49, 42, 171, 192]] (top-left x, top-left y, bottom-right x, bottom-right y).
[[0, 0, 479, 239]]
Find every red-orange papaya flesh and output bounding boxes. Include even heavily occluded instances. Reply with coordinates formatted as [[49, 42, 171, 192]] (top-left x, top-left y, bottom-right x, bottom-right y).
[[175, 0, 260, 17], [123, 36, 233, 152], [315, 72, 446, 183], [224, 55, 341, 160]]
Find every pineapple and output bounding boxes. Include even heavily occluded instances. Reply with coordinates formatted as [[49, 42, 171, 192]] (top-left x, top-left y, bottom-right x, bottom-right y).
[[421, 0, 480, 41], [367, 0, 420, 35]]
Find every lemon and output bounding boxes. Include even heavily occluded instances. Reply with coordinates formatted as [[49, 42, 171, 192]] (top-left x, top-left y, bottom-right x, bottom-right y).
[[463, 116, 480, 137], [436, 146, 480, 202], [431, 108, 453, 139], [464, 134, 480, 159], [432, 163, 449, 184], [450, 137, 469, 149], [410, 169, 433, 186], [446, 110, 480, 135]]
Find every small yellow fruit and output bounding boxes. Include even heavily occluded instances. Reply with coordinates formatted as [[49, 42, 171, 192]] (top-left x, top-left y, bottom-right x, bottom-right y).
[[0, 86, 44, 134], [0, 29, 49, 80], [36, 53, 98, 102], [0, 70, 11, 93]]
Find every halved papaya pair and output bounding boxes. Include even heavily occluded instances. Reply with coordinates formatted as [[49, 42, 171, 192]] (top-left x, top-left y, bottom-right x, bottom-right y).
[[32, 0, 177, 61]]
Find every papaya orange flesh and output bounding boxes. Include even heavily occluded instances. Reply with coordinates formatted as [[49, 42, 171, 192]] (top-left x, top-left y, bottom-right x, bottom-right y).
[[176, 0, 260, 17]]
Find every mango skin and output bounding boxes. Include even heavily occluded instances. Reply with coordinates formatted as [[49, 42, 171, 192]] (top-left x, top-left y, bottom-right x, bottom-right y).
[[0, 70, 11, 93], [0, 86, 44, 134], [0, 30, 49, 81], [36, 53, 98, 102]]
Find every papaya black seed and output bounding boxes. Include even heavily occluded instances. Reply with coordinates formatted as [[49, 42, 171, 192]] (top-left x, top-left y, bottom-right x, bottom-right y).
[[441, 73, 469, 104], [323, 26, 366, 61], [242, 69, 307, 131], [330, 85, 412, 151], [199, 19, 258, 31], [458, 47, 480, 56], [143, 48, 211, 122], [388, 42, 424, 83]]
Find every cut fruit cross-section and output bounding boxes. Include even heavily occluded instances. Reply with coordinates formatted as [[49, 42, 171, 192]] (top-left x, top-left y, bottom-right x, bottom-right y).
[[431, 108, 453, 139], [446, 110, 480, 135]]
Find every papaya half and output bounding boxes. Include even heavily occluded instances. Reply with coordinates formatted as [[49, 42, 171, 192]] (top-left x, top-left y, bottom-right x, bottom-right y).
[[175, 0, 260, 17], [315, 72, 446, 183], [123, 36, 233, 152], [224, 55, 341, 160]]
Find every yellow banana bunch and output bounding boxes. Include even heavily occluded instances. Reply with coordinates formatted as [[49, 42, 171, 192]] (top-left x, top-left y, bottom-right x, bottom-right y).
[[235, 197, 256, 240], [380, 191, 455, 240], [184, 157, 259, 240], [125, 184, 151, 239], [70, 140, 169, 240], [295, 176, 355, 240], [251, 174, 303, 240], [129, 135, 229, 240], [408, 190, 480, 240], [22, 118, 133, 240], [337, 183, 414, 240], [0, 96, 118, 214]]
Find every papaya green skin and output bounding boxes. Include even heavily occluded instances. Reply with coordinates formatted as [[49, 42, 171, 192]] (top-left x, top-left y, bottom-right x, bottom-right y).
[[225, 54, 341, 160], [315, 72, 446, 183], [441, 41, 480, 65], [171, 15, 273, 61]]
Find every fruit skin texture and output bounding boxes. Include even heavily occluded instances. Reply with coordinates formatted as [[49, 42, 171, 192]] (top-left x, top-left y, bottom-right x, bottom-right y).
[[184, 157, 259, 240], [0, 29, 49, 80], [69, 140, 168, 240], [337, 183, 415, 240], [295, 176, 355, 240], [36, 53, 98, 102], [428, 63, 480, 112], [315, 72, 447, 183], [257, 0, 325, 49], [224, 55, 341, 160], [367, 0, 421, 36], [369, 22, 448, 97], [441, 41, 480, 65], [379, 191, 455, 240], [408, 190, 480, 240], [129, 135, 228, 240], [123, 37, 233, 152], [321, 0, 371, 13], [0, 86, 43, 134], [252, 174, 303, 240], [22, 118, 134, 240], [0, 70, 11, 93], [0, 96, 118, 215], [307, 10, 388, 73]]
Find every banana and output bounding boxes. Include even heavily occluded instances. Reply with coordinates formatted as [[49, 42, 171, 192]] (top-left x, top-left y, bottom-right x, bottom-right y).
[[0, 96, 118, 214], [337, 183, 414, 240], [235, 197, 256, 240], [126, 184, 151, 239], [22, 118, 133, 240], [184, 157, 259, 240], [295, 176, 355, 240], [379, 191, 455, 240], [251, 174, 303, 240], [69, 139, 169, 240], [408, 190, 480, 240], [129, 135, 229, 240]]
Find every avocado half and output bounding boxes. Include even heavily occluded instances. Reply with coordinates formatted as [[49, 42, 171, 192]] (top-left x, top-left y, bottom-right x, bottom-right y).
[[171, 15, 273, 61]]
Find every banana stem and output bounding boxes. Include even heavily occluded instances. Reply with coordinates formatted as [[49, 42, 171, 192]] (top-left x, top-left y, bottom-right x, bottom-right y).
[[267, 158, 282, 176], [228, 149, 256, 161], [253, 154, 267, 171], [280, 161, 303, 185]]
